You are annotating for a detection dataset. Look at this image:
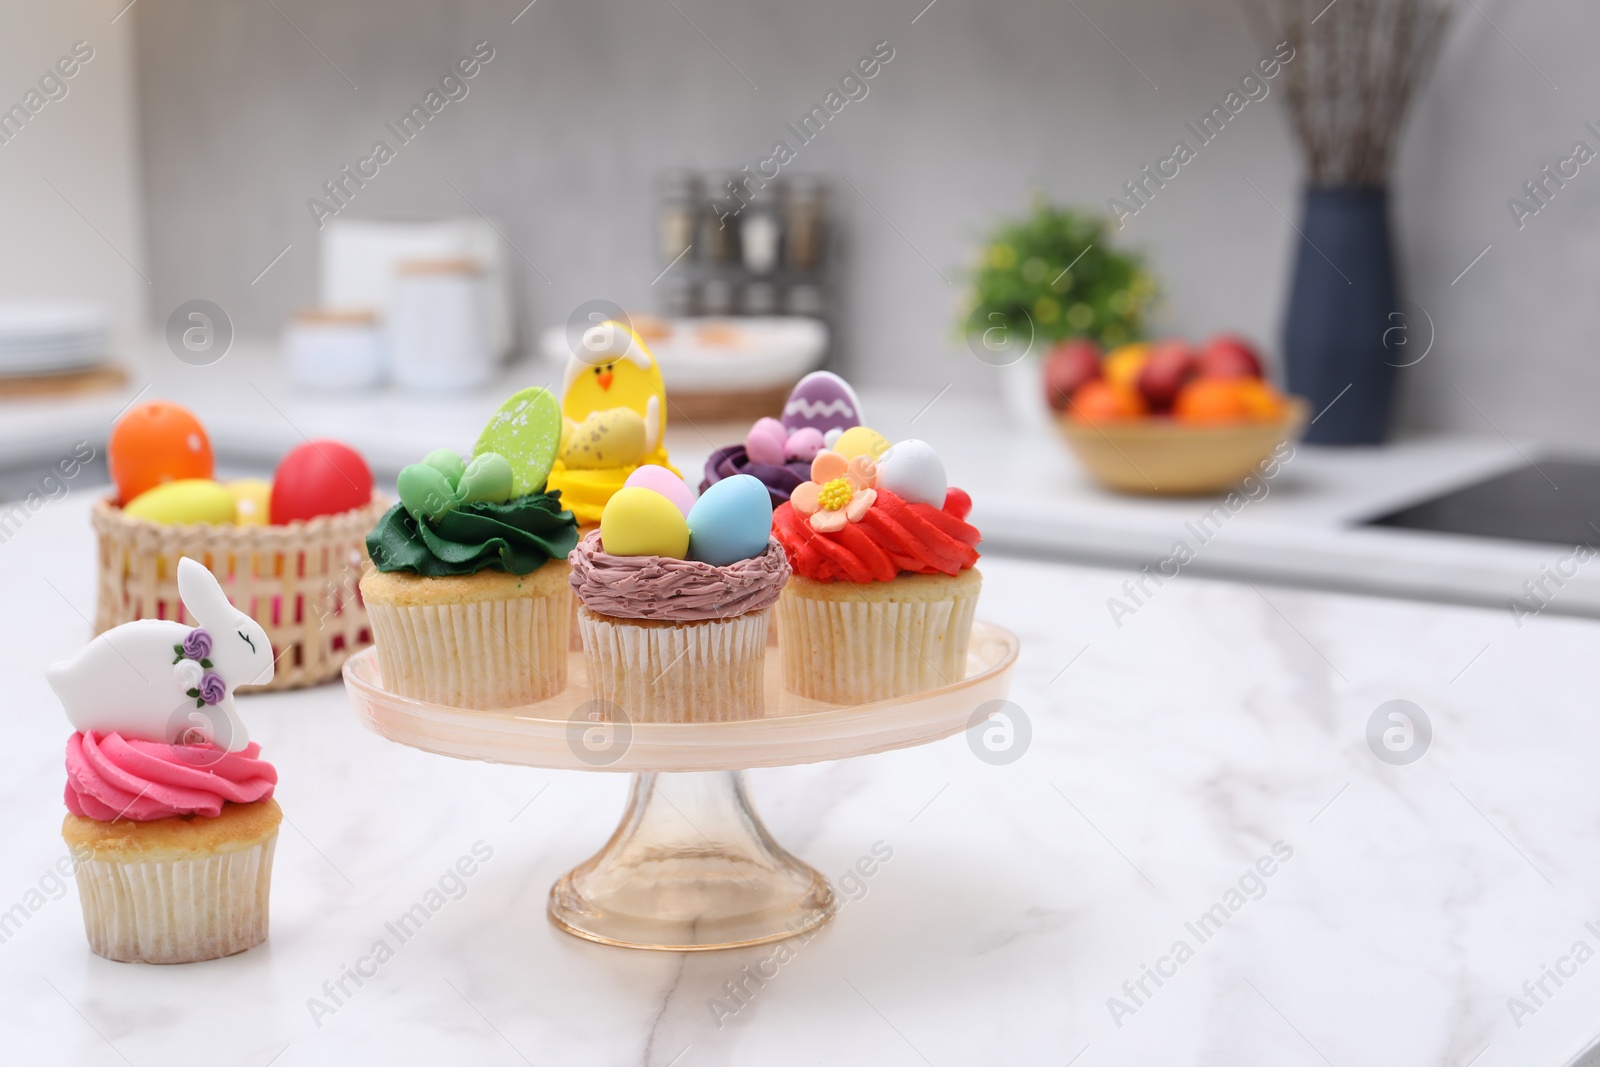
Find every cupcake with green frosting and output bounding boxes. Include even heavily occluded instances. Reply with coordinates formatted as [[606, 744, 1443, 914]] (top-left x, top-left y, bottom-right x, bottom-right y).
[[361, 388, 579, 709]]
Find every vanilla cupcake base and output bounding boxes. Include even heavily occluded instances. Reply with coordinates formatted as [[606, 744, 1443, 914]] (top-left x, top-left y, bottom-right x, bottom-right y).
[[62, 799, 281, 964], [777, 569, 982, 704], [578, 605, 770, 723], [361, 562, 570, 709]]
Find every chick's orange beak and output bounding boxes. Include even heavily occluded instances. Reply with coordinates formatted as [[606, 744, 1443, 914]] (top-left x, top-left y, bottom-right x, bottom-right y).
[[597, 370, 613, 390]]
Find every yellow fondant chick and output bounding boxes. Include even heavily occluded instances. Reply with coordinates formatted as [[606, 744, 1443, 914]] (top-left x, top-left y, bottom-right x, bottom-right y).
[[546, 320, 677, 525]]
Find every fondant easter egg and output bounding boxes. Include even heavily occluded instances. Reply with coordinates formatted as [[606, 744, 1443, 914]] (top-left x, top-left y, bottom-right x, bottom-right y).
[[832, 426, 889, 462], [270, 440, 373, 524], [226, 479, 273, 526], [782, 371, 863, 435], [745, 417, 787, 466], [625, 464, 695, 517], [784, 426, 825, 462], [456, 452, 515, 506], [421, 448, 467, 486], [398, 462, 457, 522], [124, 479, 236, 525], [600, 487, 690, 558], [876, 439, 947, 507], [475, 387, 563, 496], [687, 474, 772, 566]]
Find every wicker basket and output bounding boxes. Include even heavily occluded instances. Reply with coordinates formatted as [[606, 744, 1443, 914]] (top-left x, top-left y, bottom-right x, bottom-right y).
[[91, 494, 389, 690]]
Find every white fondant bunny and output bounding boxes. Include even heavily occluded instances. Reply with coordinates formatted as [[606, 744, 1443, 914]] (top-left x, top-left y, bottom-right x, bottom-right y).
[[46, 557, 273, 752]]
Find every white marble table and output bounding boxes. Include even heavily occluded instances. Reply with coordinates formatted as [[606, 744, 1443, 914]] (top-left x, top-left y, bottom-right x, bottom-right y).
[[3, 493, 1599, 1066]]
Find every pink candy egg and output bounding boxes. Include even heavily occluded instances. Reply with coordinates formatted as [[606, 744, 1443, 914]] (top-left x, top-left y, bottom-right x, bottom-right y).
[[745, 417, 788, 466], [784, 427, 824, 462], [623, 464, 695, 517]]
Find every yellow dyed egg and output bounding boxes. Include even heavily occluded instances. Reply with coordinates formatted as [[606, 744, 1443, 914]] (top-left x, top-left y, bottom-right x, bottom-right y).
[[563, 409, 648, 470], [833, 426, 890, 461], [600, 487, 689, 558], [226, 478, 273, 526], [124, 479, 237, 525]]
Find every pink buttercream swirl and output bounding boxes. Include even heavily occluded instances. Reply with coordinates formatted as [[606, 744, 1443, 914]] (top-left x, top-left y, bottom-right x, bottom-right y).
[[65, 731, 277, 821], [568, 530, 790, 621]]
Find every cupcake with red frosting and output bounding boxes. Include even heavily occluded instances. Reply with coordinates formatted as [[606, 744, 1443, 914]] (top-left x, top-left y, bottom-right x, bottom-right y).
[[772, 431, 981, 703], [47, 557, 282, 963]]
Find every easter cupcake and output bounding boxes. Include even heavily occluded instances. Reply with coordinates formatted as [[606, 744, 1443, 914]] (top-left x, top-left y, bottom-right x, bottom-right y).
[[700, 371, 866, 509], [361, 387, 580, 709], [569, 469, 789, 723], [545, 321, 679, 528], [47, 558, 282, 964], [772, 434, 981, 704]]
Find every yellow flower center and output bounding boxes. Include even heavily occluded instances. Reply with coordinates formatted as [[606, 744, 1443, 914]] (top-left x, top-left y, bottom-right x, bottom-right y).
[[817, 477, 854, 511]]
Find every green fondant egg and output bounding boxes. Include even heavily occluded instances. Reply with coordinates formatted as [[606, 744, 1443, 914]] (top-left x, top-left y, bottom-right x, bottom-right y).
[[475, 387, 563, 496], [456, 452, 514, 505], [397, 463, 457, 523]]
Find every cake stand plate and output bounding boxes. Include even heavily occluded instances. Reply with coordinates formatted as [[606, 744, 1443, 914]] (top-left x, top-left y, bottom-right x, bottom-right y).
[[343, 621, 1018, 951]]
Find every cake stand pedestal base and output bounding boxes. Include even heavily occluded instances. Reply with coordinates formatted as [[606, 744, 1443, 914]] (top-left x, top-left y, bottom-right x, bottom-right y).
[[548, 770, 837, 951]]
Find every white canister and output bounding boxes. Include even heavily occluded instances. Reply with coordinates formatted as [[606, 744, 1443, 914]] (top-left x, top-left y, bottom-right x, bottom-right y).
[[388, 258, 494, 391], [284, 308, 383, 390]]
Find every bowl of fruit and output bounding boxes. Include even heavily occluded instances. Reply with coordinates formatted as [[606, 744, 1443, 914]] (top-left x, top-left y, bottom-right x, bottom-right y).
[[1045, 334, 1307, 495]]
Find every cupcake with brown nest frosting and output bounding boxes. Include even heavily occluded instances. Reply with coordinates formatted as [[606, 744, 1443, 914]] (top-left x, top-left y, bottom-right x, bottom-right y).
[[569, 469, 789, 723]]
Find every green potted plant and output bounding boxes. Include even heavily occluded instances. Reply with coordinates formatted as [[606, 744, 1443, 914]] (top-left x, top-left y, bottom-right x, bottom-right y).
[[962, 201, 1157, 427]]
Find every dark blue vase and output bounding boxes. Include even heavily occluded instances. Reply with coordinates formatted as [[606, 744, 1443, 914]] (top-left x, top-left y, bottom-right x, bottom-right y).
[[1282, 187, 1398, 445]]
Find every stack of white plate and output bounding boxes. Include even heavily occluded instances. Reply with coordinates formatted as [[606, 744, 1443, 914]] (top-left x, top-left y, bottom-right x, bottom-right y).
[[0, 301, 109, 378]]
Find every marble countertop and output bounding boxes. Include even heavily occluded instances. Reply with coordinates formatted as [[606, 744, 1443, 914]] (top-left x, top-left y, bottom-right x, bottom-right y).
[[2, 336, 1591, 620], [3, 492, 1599, 1065]]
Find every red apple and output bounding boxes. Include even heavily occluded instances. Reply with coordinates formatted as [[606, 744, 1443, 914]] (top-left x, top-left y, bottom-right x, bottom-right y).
[[1136, 339, 1198, 411], [1043, 339, 1101, 412], [1197, 334, 1263, 379]]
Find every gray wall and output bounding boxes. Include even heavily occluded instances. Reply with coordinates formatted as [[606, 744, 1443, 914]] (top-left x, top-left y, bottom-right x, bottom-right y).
[[130, 0, 1600, 444]]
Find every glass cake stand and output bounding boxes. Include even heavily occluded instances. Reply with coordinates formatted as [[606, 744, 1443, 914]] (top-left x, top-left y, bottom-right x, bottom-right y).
[[342, 621, 1018, 952]]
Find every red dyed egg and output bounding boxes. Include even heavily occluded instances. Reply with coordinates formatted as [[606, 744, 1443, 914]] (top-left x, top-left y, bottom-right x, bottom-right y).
[[269, 440, 372, 524]]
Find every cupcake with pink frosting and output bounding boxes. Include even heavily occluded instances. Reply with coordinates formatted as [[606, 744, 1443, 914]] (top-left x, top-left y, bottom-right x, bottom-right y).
[[47, 557, 282, 964]]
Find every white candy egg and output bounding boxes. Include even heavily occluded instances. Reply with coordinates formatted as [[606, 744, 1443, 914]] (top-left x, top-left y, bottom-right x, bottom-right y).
[[876, 439, 946, 508]]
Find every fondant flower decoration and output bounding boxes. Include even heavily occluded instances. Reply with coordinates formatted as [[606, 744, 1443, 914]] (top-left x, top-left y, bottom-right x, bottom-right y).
[[790, 450, 877, 533], [174, 658, 204, 691], [198, 672, 227, 707], [182, 628, 212, 661]]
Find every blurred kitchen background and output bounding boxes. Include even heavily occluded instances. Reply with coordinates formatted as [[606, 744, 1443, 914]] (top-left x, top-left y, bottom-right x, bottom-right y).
[[4, 0, 1599, 614]]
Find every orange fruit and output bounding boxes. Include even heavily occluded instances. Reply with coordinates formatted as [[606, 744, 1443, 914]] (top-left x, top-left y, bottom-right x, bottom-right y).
[[108, 401, 213, 505], [1102, 343, 1151, 393], [1173, 378, 1253, 425], [1235, 379, 1287, 420], [1069, 379, 1147, 423]]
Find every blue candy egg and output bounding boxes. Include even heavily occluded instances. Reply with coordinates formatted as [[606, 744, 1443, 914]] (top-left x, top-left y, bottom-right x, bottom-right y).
[[687, 474, 773, 566]]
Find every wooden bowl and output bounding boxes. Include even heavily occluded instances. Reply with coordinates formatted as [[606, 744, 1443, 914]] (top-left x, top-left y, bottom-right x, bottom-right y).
[[1053, 398, 1309, 495]]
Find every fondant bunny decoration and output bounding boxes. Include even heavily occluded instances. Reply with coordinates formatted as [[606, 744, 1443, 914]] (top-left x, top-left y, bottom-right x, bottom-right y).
[[46, 557, 273, 752]]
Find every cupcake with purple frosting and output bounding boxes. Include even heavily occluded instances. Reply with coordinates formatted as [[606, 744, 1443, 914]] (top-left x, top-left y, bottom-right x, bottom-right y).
[[700, 371, 865, 509]]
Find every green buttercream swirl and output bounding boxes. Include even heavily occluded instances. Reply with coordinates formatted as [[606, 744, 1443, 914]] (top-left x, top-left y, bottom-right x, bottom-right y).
[[366, 491, 578, 577]]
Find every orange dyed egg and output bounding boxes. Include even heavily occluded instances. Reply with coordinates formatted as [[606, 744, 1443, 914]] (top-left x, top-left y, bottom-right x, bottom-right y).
[[108, 401, 213, 505]]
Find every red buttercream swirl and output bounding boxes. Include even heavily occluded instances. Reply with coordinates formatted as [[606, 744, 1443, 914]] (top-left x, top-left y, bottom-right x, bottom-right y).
[[65, 731, 278, 822], [773, 488, 981, 583]]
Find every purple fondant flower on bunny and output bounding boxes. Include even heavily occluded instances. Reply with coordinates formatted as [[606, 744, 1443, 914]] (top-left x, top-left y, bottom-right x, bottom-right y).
[[198, 671, 227, 707], [182, 628, 213, 661]]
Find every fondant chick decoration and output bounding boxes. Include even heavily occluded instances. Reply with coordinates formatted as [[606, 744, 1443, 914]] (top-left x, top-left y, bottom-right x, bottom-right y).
[[46, 558, 272, 752], [547, 319, 678, 525]]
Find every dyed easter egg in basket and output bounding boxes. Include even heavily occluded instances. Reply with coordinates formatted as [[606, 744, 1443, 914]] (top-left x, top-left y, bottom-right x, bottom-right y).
[[270, 440, 373, 524]]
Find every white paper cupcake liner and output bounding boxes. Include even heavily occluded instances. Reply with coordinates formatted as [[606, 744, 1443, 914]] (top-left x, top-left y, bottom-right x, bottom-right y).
[[74, 835, 277, 964], [578, 606, 770, 723], [776, 584, 979, 704], [366, 588, 568, 709]]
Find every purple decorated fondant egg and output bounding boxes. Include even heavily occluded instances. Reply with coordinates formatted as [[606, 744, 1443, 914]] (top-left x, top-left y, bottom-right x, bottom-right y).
[[781, 371, 863, 436]]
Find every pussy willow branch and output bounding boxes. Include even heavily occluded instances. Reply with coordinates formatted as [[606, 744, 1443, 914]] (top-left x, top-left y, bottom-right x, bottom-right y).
[[1243, 0, 1452, 185]]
